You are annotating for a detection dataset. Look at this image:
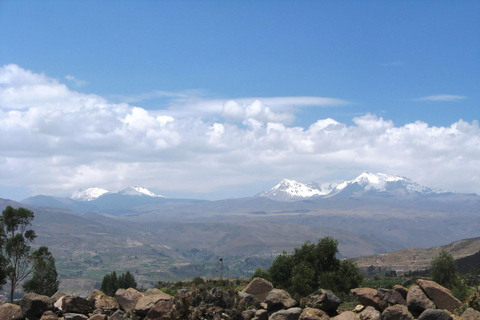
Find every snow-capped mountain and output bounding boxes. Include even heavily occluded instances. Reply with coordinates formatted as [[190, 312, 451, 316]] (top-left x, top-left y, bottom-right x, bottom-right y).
[[260, 172, 444, 201], [327, 172, 440, 197], [71, 187, 109, 201], [117, 186, 163, 197], [259, 179, 326, 201]]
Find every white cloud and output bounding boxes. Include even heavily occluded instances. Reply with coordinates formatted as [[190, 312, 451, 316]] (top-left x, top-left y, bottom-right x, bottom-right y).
[[414, 94, 468, 102], [1, 64, 480, 198], [65, 75, 87, 87]]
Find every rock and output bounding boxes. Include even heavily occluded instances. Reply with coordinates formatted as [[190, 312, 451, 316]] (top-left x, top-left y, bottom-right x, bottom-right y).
[[144, 299, 174, 320], [41, 310, 59, 320], [88, 314, 107, 320], [115, 288, 143, 313], [51, 291, 67, 303], [299, 307, 330, 320], [205, 287, 231, 308], [468, 292, 480, 311], [255, 309, 268, 320], [109, 309, 126, 320], [242, 278, 274, 302], [20, 293, 55, 318], [378, 288, 406, 306], [242, 309, 256, 320], [417, 279, 462, 311], [354, 305, 365, 312], [55, 296, 65, 310], [270, 307, 303, 320], [406, 285, 436, 317], [333, 311, 356, 320], [417, 308, 453, 320], [135, 291, 172, 316], [145, 288, 165, 296], [64, 314, 89, 320], [62, 296, 95, 315], [351, 288, 387, 311], [302, 289, 342, 314], [462, 308, 480, 320], [359, 306, 381, 320], [87, 289, 119, 311], [266, 289, 299, 313], [380, 304, 413, 320], [393, 285, 409, 300], [0, 303, 24, 320]]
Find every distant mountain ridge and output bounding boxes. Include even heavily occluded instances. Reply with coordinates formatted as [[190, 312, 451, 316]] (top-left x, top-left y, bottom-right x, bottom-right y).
[[71, 186, 163, 201], [259, 172, 447, 201]]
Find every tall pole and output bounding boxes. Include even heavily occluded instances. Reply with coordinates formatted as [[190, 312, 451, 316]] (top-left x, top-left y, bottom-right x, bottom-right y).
[[219, 258, 224, 286]]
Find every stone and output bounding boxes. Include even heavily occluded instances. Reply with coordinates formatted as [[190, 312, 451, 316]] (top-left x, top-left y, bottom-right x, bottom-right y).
[[270, 307, 303, 320], [115, 287, 143, 313], [88, 314, 107, 320], [20, 293, 55, 319], [354, 305, 365, 312], [51, 291, 67, 303], [468, 292, 480, 311], [64, 314, 89, 320], [205, 287, 231, 308], [380, 304, 413, 320], [378, 288, 406, 306], [144, 299, 174, 320], [41, 310, 60, 320], [417, 279, 462, 311], [359, 306, 381, 320], [406, 285, 435, 317], [299, 307, 330, 320], [242, 309, 256, 320], [109, 309, 126, 320], [62, 296, 94, 315], [462, 308, 480, 320], [135, 291, 172, 316], [242, 277, 274, 302], [0, 303, 24, 320], [266, 289, 299, 313], [87, 289, 119, 311], [55, 296, 65, 310], [333, 311, 356, 320], [393, 285, 409, 300], [255, 309, 268, 320], [351, 288, 387, 311], [417, 308, 453, 320], [145, 288, 165, 296], [302, 289, 342, 314]]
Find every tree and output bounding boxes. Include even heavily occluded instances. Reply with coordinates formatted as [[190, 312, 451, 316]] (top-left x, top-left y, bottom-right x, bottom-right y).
[[101, 271, 137, 296], [23, 246, 59, 296], [266, 237, 363, 296], [430, 250, 458, 289], [0, 206, 37, 302], [118, 271, 137, 289]]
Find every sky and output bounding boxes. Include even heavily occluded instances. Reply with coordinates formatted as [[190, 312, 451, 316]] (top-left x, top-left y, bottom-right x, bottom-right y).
[[0, 1, 479, 200]]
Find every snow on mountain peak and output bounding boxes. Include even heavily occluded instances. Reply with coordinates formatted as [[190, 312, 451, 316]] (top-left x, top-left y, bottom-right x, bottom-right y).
[[71, 187, 109, 201], [118, 186, 164, 197], [260, 179, 324, 200]]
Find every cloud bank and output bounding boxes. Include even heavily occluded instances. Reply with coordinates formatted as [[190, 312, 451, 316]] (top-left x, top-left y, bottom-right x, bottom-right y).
[[1, 64, 479, 198]]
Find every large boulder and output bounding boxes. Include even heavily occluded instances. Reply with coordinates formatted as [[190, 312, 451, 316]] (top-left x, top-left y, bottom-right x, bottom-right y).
[[254, 309, 268, 320], [417, 308, 453, 320], [135, 290, 172, 316], [462, 307, 480, 320], [87, 289, 119, 311], [270, 307, 303, 320], [115, 287, 143, 313], [51, 291, 67, 303], [359, 306, 381, 320], [299, 307, 330, 320], [109, 310, 126, 320], [378, 288, 406, 306], [351, 288, 387, 311], [302, 289, 341, 314], [144, 299, 174, 320], [406, 285, 436, 317], [393, 285, 409, 300], [242, 278, 274, 302], [242, 309, 256, 320], [380, 304, 413, 320], [88, 314, 107, 320], [0, 303, 24, 320], [20, 293, 55, 319], [265, 289, 299, 313], [417, 279, 462, 311], [62, 296, 95, 315]]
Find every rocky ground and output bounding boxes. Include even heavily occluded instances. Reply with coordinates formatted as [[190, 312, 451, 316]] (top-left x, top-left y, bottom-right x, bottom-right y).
[[1, 277, 480, 320]]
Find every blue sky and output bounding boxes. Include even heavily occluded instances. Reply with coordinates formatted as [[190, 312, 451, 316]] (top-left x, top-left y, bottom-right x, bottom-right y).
[[0, 1, 479, 200]]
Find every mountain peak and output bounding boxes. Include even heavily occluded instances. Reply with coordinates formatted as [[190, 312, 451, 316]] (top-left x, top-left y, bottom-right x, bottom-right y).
[[118, 186, 164, 197], [71, 187, 109, 201], [259, 178, 325, 201]]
